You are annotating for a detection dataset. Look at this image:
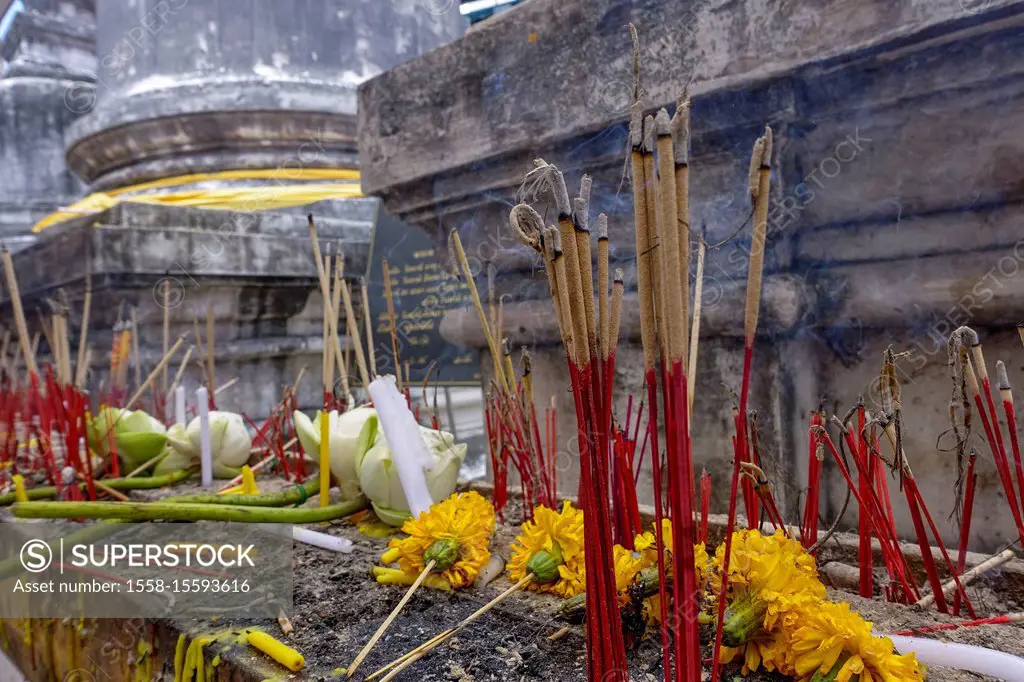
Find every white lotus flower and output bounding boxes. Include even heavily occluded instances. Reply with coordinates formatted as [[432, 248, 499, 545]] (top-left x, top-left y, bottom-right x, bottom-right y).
[[292, 406, 375, 500], [169, 411, 252, 478], [355, 421, 467, 526]]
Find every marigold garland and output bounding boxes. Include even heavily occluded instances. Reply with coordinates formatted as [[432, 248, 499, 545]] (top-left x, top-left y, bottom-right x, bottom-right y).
[[508, 501, 586, 598], [379, 490, 495, 590]]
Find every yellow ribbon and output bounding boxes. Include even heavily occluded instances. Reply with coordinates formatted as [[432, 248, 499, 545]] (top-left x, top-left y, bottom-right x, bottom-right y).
[[33, 168, 363, 233]]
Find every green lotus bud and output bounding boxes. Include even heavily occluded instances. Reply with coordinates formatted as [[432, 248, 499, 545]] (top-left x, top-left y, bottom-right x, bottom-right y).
[[88, 407, 168, 468], [722, 592, 768, 647], [423, 538, 460, 571], [527, 541, 564, 584]]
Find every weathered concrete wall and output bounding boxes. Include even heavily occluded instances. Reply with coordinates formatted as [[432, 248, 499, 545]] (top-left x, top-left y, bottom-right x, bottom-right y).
[[357, 0, 1024, 551], [0, 0, 96, 251]]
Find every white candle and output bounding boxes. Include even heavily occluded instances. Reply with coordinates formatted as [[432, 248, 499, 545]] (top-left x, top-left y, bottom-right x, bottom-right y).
[[175, 386, 186, 426], [292, 526, 353, 553], [368, 375, 434, 518], [196, 387, 212, 487]]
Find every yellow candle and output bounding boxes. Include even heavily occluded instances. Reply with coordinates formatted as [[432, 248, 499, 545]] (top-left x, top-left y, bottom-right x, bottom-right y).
[[240, 465, 259, 495], [12, 475, 27, 503], [246, 630, 304, 671], [319, 411, 330, 507]]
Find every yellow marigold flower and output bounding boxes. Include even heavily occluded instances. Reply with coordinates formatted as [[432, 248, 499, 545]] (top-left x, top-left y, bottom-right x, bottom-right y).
[[381, 491, 495, 590], [613, 544, 646, 602], [785, 600, 923, 682], [508, 501, 586, 598], [634, 520, 711, 589], [632, 521, 712, 624], [709, 529, 825, 677]]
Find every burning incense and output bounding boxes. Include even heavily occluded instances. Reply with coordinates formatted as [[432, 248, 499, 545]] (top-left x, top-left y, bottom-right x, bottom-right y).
[[131, 308, 142, 392]]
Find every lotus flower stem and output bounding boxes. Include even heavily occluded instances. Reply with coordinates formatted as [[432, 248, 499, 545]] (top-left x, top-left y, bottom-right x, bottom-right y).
[[0, 468, 196, 506], [13, 495, 367, 522], [348, 559, 438, 678]]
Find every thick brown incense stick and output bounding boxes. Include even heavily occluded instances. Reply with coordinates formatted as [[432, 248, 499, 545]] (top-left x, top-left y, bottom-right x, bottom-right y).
[[712, 126, 773, 682], [347, 559, 437, 678], [1018, 322, 1024, 349], [2, 248, 39, 377], [629, 101, 670, 670], [642, 116, 666, 361], [126, 336, 186, 409], [673, 94, 692, 366], [609, 270, 623, 355], [382, 260, 402, 390], [655, 108, 684, 363], [573, 176, 597, 362]]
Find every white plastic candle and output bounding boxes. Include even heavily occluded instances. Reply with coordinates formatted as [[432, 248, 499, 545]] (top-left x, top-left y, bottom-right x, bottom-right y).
[[368, 375, 435, 517], [175, 386, 186, 426], [196, 387, 212, 487], [292, 526, 353, 553]]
